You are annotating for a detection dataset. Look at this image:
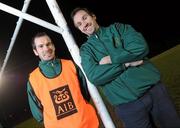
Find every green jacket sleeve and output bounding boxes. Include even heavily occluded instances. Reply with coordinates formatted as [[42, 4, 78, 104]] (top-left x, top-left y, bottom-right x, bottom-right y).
[[80, 48, 126, 86], [74, 64, 91, 102], [110, 23, 149, 64], [27, 81, 43, 123]]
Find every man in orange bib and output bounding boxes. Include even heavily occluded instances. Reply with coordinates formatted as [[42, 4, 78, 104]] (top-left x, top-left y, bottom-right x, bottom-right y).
[[27, 32, 99, 128]]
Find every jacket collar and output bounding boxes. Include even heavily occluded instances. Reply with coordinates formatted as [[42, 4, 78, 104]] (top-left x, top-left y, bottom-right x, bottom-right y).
[[39, 58, 61, 78]]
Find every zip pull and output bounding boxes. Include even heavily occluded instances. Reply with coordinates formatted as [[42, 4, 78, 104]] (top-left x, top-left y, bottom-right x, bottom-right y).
[[95, 34, 98, 39], [51, 62, 54, 67]]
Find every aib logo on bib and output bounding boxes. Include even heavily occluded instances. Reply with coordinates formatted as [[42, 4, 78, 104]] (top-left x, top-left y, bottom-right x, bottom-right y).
[[50, 85, 77, 119]]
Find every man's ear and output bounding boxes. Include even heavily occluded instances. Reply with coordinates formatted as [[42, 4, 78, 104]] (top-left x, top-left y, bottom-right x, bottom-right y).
[[33, 49, 39, 56], [92, 14, 96, 20]]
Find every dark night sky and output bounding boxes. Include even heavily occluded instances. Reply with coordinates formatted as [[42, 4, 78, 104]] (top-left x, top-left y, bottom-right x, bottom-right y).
[[0, 0, 180, 127]]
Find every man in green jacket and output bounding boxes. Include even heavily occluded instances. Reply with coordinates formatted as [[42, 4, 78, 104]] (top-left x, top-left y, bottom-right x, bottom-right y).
[[71, 7, 180, 128]]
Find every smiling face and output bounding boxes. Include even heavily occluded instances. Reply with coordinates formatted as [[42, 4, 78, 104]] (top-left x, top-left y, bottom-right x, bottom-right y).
[[33, 35, 55, 61], [73, 10, 99, 36]]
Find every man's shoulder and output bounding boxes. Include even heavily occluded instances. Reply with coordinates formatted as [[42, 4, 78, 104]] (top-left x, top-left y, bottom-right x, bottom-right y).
[[60, 59, 73, 63], [109, 22, 127, 29], [79, 40, 91, 50], [109, 22, 133, 34], [60, 59, 75, 66], [29, 67, 39, 76]]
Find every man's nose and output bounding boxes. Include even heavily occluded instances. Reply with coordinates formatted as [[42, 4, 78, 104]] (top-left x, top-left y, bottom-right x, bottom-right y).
[[82, 22, 87, 28], [82, 23, 89, 31], [44, 45, 50, 50]]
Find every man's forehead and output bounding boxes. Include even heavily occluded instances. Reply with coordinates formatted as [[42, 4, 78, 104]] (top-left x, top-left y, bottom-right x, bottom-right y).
[[75, 10, 88, 18], [35, 36, 52, 44]]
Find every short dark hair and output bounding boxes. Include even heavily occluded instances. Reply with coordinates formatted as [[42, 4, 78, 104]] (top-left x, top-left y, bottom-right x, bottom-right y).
[[70, 7, 94, 20], [31, 32, 49, 50]]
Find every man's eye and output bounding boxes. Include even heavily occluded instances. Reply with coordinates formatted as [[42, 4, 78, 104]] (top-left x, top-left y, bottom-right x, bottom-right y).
[[38, 45, 43, 48], [47, 43, 52, 47], [77, 23, 81, 27]]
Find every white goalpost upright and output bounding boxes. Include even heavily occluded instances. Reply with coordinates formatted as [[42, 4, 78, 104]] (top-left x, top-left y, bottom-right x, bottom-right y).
[[0, 0, 31, 82], [45, 0, 115, 127], [0, 1, 116, 127]]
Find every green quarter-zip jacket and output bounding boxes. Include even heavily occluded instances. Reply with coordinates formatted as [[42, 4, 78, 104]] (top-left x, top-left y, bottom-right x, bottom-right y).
[[80, 23, 161, 105]]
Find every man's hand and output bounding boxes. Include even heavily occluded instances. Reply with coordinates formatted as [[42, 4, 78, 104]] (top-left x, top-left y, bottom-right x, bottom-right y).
[[99, 56, 112, 65], [125, 60, 143, 68]]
